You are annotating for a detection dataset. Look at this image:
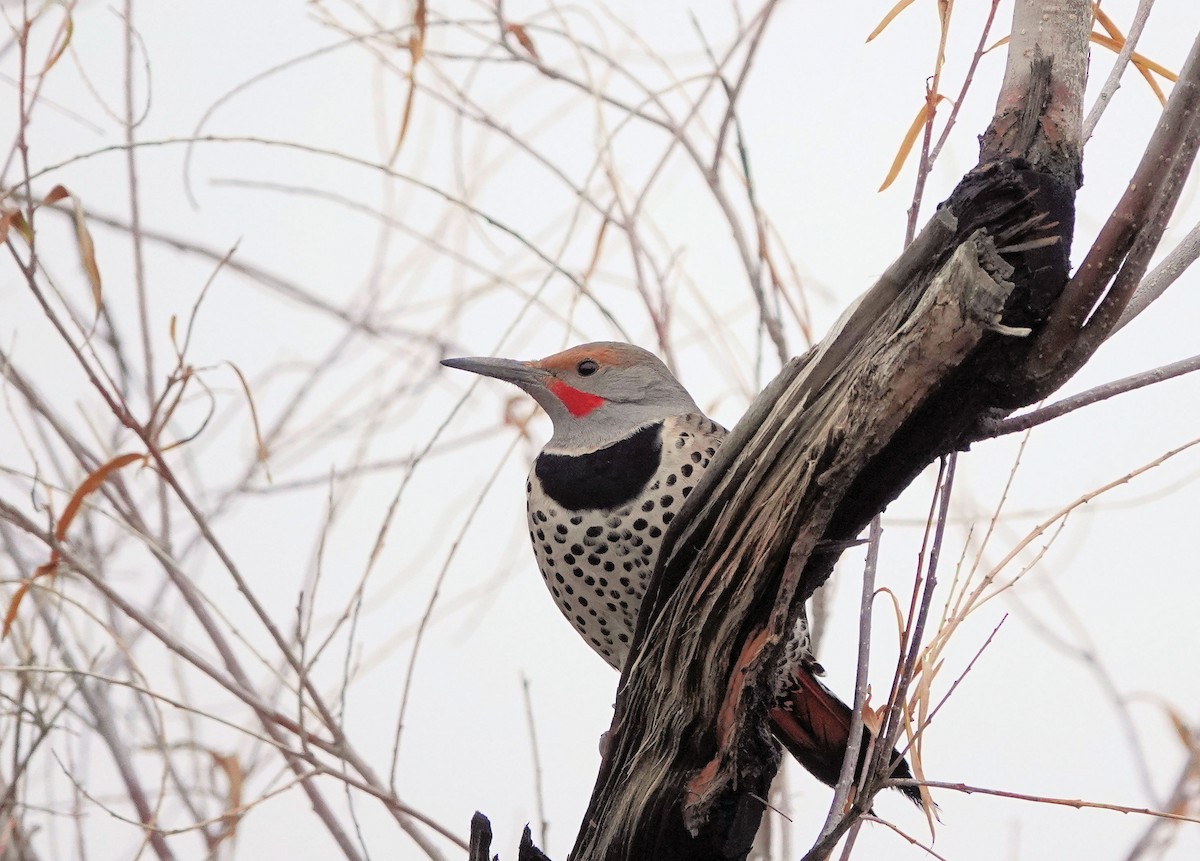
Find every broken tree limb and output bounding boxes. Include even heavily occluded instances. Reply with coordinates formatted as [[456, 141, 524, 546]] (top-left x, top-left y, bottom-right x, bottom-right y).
[[565, 3, 1090, 858], [569, 216, 1066, 860]]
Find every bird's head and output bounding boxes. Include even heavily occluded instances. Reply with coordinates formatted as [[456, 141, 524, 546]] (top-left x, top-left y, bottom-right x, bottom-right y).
[[442, 342, 700, 451]]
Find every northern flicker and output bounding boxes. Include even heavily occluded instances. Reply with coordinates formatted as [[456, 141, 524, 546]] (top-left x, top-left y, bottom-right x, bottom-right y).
[[443, 341, 919, 802]]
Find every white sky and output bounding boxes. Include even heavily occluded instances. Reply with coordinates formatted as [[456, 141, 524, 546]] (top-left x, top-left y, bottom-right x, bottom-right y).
[[3, 1, 1200, 859]]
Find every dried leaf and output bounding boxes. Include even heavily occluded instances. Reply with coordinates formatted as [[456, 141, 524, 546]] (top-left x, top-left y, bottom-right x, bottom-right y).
[[209, 751, 245, 846], [39, 2, 74, 75], [506, 23, 540, 60], [879, 94, 949, 192], [411, 0, 426, 63], [1090, 33, 1174, 105], [391, 0, 426, 159], [0, 209, 32, 244], [42, 185, 69, 206], [867, 0, 920, 42], [4, 452, 144, 637], [1161, 704, 1198, 755], [57, 453, 144, 542], [69, 192, 103, 314]]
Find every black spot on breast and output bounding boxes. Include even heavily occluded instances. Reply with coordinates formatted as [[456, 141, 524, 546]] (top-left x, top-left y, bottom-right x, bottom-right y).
[[680, 464, 694, 478], [570, 515, 583, 525], [535, 424, 663, 510], [690, 451, 702, 463], [586, 525, 603, 538], [633, 518, 647, 531]]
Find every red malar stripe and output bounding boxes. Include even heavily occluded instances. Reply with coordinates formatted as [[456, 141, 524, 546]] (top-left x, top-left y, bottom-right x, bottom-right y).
[[549, 380, 605, 417]]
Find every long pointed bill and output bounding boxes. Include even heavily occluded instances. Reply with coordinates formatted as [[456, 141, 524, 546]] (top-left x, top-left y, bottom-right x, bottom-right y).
[[440, 355, 548, 388]]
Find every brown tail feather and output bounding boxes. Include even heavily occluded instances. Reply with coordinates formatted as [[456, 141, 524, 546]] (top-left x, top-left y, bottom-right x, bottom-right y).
[[769, 666, 922, 804]]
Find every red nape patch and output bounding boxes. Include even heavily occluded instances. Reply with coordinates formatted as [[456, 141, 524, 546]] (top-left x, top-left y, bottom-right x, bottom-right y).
[[549, 380, 605, 417]]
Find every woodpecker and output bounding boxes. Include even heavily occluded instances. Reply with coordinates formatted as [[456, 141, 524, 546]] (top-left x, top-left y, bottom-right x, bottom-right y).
[[443, 341, 919, 802]]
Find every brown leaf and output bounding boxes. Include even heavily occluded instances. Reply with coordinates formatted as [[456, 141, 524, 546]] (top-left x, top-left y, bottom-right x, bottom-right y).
[[867, 0, 920, 42], [69, 192, 103, 315], [879, 94, 949, 192], [391, 0, 426, 160], [4, 452, 144, 637], [42, 185, 69, 206], [56, 453, 144, 543], [412, 0, 426, 62], [209, 751, 245, 847], [506, 23, 540, 60], [39, 4, 74, 75], [1089, 32, 1174, 105], [0, 209, 32, 244]]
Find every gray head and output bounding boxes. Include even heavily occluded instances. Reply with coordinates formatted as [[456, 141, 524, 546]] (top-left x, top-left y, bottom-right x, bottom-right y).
[[441, 342, 702, 451]]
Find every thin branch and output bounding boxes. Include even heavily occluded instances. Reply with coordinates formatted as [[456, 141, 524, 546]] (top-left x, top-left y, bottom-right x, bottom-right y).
[[1082, 0, 1156, 141], [977, 351, 1200, 439]]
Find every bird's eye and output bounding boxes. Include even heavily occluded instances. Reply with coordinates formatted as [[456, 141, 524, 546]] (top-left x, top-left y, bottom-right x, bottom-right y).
[[577, 359, 598, 376]]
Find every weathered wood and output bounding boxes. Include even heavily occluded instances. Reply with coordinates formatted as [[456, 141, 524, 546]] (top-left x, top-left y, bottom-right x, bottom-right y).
[[567, 6, 1090, 857], [569, 220, 1050, 860], [469, 812, 494, 861], [469, 813, 552, 861]]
